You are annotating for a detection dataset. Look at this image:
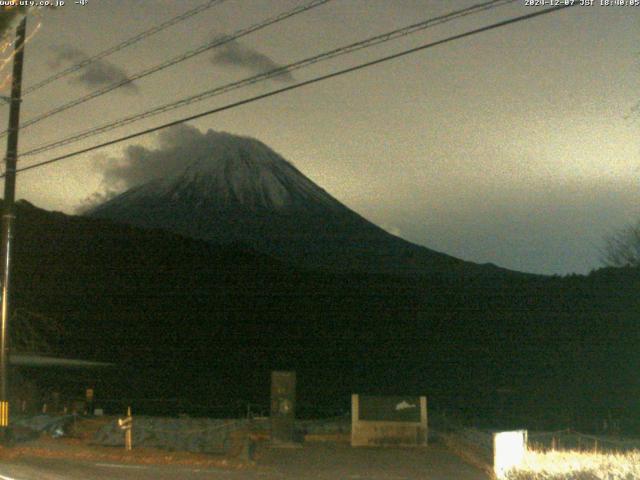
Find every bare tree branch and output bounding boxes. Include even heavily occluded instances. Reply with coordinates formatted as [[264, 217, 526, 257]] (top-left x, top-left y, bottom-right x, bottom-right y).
[[601, 221, 640, 268]]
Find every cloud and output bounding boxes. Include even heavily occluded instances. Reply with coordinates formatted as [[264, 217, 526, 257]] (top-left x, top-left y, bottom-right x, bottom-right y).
[[211, 38, 294, 83], [49, 45, 138, 93], [77, 124, 219, 212]]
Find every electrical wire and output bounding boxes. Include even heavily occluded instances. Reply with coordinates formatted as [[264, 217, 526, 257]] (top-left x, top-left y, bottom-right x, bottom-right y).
[[20, 0, 516, 159], [21, 0, 226, 96], [0, 0, 333, 138], [6, 4, 576, 178]]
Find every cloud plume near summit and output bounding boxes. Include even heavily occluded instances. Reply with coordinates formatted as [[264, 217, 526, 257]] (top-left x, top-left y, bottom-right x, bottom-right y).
[[77, 125, 235, 212]]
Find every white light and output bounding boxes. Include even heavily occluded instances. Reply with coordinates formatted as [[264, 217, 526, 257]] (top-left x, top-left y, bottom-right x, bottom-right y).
[[494, 430, 527, 479]]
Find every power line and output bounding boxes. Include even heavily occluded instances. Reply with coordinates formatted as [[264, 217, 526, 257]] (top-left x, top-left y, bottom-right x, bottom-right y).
[[6, 0, 332, 135], [7, 5, 576, 178], [21, 0, 226, 96], [0, 0, 333, 138], [20, 0, 516, 159]]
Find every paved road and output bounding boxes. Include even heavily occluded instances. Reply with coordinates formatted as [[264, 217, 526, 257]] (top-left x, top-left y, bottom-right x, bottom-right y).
[[0, 457, 243, 480], [0, 442, 489, 480]]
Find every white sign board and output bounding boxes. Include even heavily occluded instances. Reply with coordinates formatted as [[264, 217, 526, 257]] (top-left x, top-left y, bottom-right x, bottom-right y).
[[493, 430, 527, 479]]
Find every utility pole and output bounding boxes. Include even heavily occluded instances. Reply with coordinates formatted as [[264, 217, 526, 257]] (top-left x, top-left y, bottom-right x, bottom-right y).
[[0, 15, 27, 441]]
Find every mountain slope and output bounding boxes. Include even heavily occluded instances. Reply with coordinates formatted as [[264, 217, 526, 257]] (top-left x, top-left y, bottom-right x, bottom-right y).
[[88, 131, 510, 277]]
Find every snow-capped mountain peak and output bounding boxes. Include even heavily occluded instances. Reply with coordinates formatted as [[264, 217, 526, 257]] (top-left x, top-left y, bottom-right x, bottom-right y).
[[108, 131, 341, 213]]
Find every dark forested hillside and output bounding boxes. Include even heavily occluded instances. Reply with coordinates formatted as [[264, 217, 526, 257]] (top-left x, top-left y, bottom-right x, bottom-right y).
[[8, 200, 640, 431]]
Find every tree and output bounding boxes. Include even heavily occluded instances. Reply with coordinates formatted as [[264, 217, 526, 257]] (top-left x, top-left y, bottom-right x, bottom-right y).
[[0, 7, 27, 38], [602, 221, 640, 267]]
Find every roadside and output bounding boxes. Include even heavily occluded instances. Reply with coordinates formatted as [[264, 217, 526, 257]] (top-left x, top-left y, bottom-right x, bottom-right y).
[[0, 417, 490, 480], [0, 442, 490, 480]]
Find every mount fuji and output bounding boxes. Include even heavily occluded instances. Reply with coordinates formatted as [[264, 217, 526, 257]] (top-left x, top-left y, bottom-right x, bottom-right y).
[[87, 130, 506, 277]]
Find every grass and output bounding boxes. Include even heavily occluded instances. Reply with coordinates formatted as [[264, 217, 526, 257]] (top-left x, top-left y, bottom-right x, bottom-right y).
[[505, 449, 640, 480]]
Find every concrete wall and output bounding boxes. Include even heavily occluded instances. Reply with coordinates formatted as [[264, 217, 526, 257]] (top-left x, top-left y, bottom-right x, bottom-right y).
[[92, 416, 246, 453]]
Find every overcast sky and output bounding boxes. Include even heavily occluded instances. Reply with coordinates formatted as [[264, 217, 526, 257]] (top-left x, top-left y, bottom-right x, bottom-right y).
[[1, 0, 639, 275]]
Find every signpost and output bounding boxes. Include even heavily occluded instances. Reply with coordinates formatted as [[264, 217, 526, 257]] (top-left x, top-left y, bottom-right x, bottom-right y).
[[270, 371, 296, 444], [118, 406, 133, 451]]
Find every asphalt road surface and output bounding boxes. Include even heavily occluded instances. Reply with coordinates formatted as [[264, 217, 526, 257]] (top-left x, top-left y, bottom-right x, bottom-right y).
[[0, 443, 489, 480]]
